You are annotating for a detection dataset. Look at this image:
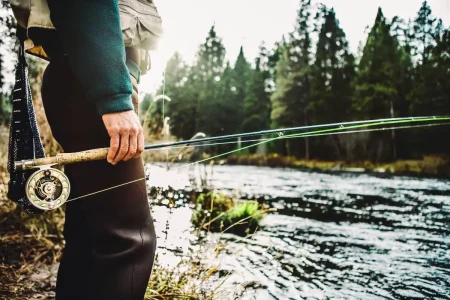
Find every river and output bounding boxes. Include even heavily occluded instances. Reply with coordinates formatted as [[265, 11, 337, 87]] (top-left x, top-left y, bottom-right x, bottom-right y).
[[145, 163, 450, 300]]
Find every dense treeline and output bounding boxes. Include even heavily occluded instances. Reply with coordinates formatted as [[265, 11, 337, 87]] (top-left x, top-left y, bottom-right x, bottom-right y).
[[1, 1, 449, 162], [140, 0, 449, 162]]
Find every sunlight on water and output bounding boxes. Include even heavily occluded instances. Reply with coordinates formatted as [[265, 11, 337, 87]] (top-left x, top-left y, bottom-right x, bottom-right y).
[[151, 205, 194, 268], [145, 163, 450, 300]]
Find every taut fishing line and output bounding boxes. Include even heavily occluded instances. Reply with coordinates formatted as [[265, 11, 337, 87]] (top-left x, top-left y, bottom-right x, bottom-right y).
[[140, 116, 441, 151], [153, 122, 450, 156]]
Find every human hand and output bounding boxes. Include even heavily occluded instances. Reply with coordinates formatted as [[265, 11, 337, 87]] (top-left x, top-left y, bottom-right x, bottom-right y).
[[102, 110, 144, 165]]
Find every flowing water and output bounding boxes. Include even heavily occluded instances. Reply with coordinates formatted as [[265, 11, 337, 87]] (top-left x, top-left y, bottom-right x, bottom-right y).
[[146, 163, 450, 300]]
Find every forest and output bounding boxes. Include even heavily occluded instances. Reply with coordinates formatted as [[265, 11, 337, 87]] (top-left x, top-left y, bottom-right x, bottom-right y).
[[141, 0, 450, 163], [1, 0, 450, 163]]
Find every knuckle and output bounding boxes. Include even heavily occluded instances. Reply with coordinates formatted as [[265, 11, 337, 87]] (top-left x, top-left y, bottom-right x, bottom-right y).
[[119, 126, 127, 135], [109, 125, 120, 135], [130, 126, 138, 135]]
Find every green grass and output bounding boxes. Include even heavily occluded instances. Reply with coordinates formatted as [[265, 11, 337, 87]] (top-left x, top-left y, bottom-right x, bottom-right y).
[[191, 191, 269, 236]]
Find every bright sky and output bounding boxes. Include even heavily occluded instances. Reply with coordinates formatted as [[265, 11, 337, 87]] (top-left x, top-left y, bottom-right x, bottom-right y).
[[142, 0, 450, 93]]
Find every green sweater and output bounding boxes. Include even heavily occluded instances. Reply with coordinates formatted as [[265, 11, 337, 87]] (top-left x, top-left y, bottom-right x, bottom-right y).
[[46, 0, 134, 115]]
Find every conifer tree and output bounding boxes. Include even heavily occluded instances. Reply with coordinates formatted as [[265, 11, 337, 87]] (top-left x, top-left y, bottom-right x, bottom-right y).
[[408, 1, 449, 155], [310, 7, 355, 159], [193, 25, 226, 138], [353, 8, 405, 161], [411, 1, 437, 65], [242, 43, 271, 138], [230, 46, 251, 133], [216, 61, 240, 138], [270, 0, 313, 158]]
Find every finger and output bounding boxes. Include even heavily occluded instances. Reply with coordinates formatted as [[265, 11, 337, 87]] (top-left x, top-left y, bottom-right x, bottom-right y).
[[113, 131, 130, 164], [134, 129, 144, 158], [108, 127, 120, 164], [124, 130, 138, 161]]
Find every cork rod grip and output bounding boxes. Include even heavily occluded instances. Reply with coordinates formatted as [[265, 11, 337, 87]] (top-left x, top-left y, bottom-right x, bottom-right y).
[[56, 148, 110, 164], [14, 148, 110, 171]]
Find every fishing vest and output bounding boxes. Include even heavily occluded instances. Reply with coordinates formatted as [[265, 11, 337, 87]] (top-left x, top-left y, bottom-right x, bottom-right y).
[[8, 0, 163, 74]]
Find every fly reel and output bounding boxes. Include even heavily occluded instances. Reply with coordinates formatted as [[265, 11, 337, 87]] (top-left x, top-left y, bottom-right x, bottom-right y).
[[25, 166, 70, 211]]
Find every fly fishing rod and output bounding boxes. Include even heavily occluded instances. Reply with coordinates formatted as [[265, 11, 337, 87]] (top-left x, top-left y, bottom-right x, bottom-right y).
[[14, 115, 448, 172], [12, 115, 450, 211]]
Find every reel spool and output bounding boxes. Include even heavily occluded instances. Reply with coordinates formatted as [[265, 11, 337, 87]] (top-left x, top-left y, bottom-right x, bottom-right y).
[[25, 167, 70, 211]]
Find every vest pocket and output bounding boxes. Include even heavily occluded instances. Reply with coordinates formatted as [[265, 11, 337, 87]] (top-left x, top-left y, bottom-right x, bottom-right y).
[[119, 0, 163, 51]]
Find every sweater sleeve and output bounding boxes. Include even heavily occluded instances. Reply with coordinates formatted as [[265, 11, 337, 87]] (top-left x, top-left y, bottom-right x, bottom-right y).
[[47, 0, 134, 115]]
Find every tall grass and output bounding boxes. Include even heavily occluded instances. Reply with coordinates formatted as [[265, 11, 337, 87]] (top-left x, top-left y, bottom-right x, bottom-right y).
[[191, 191, 270, 236]]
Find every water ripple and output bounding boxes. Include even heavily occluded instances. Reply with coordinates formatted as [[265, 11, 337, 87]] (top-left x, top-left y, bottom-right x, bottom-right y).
[[146, 164, 450, 299]]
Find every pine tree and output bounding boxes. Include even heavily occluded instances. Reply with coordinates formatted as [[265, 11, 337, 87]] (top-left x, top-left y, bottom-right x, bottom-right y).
[[230, 46, 251, 133], [270, 0, 314, 158], [411, 1, 437, 65], [216, 61, 239, 137], [408, 1, 438, 117], [193, 25, 227, 139], [409, 1, 440, 117], [310, 7, 355, 159], [408, 2, 449, 155], [353, 8, 405, 161], [242, 43, 271, 139]]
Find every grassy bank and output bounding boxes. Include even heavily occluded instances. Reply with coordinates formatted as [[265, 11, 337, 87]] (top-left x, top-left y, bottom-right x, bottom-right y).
[[191, 191, 271, 236], [0, 194, 226, 299], [226, 154, 450, 178], [0, 166, 258, 298]]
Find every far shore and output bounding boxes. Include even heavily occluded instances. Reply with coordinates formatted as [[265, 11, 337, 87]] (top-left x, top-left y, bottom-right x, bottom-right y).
[[222, 154, 450, 179]]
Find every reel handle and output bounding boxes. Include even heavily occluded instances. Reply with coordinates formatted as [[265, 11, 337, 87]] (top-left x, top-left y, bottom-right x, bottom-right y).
[[14, 148, 109, 171]]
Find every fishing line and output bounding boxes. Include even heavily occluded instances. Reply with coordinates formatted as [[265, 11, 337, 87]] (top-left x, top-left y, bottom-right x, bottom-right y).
[[171, 116, 450, 170], [65, 118, 450, 203], [142, 116, 443, 151], [154, 122, 450, 154]]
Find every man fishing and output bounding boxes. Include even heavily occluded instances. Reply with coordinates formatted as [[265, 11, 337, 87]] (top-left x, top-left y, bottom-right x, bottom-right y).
[[7, 0, 163, 299]]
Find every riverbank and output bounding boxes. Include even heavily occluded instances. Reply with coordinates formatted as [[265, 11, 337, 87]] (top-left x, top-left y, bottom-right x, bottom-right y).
[[0, 189, 226, 299], [225, 154, 450, 179], [0, 159, 263, 299]]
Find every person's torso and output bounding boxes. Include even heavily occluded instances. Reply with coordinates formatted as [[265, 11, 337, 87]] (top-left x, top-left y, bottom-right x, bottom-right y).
[[8, 0, 163, 72]]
